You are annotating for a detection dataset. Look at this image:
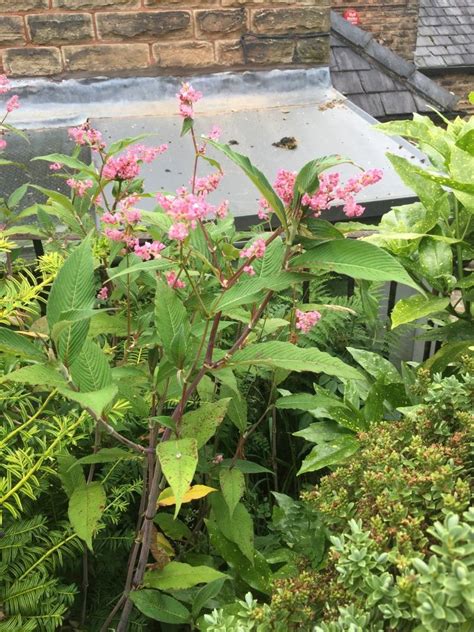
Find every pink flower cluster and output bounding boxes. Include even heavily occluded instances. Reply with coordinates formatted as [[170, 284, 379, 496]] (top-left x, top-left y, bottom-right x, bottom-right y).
[[68, 123, 104, 151], [165, 271, 186, 289], [103, 144, 167, 181], [274, 169, 297, 206], [177, 83, 203, 119], [67, 178, 93, 197], [239, 238, 266, 276], [157, 178, 229, 242], [101, 194, 165, 260], [0, 74, 20, 153], [302, 169, 383, 218], [97, 286, 109, 301], [295, 309, 321, 334]]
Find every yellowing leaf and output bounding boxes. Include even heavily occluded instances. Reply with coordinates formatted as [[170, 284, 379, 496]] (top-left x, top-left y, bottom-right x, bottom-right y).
[[158, 484, 217, 507]]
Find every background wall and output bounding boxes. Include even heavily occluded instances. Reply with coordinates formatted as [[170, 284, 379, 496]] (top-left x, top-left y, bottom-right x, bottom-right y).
[[332, 0, 420, 61], [0, 1, 330, 77]]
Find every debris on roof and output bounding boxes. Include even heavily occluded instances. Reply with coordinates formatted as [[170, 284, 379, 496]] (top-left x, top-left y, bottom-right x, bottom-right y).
[[330, 10, 459, 119], [416, 0, 474, 68]]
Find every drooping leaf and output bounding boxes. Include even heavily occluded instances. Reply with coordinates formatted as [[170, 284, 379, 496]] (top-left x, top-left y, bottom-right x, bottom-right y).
[[157, 484, 217, 507], [292, 239, 422, 291], [57, 453, 86, 498], [144, 561, 226, 591], [129, 590, 190, 625], [73, 447, 139, 467], [47, 236, 95, 366], [0, 363, 67, 388], [219, 468, 245, 518], [157, 439, 198, 517], [154, 513, 192, 540], [207, 139, 287, 228], [0, 327, 45, 361], [210, 493, 254, 561], [297, 436, 359, 474], [192, 578, 227, 618], [215, 273, 304, 313], [155, 280, 190, 367], [391, 294, 450, 329], [230, 341, 362, 380], [68, 482, 106, 550], [179, 399, 230, 448], [59, 384, 118, 417]]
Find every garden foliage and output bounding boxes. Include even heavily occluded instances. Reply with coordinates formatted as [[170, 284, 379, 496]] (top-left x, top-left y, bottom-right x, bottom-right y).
[[0, 77, 472, 631]]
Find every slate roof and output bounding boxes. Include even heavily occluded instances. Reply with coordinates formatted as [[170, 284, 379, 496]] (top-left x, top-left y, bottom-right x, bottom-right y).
[[330, 11, 459, 119], [416, 0, 474, 68]]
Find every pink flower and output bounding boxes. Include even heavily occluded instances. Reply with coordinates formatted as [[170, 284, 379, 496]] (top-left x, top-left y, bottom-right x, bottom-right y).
[[216, 200, 229, 219], [104, 228, 124, 242], [342, 197, 364, 218], [101, 211, 122, 225], [295, 309, 321, 334], [212, 453, 224, 464], [206, 125, 222, 141], [177, 82, 203, 119], [257, 199, 271, 221], [97, 286, 109, 301], [123, 208, 141, 224], [168, 222, 189, 242], [194, 171, 222, 195], [134, 240, 165, 261], [240, 238, 266, 260], [0, 75, 11, 95], [67, 178, 94, 197], [243, 265, 255, 276], [49, 162, 62, 171], [0, 139, 6, 151], [133, 143, 168, 164], [68, 123, 104, 151], [274, 169, 297, 206], [165, 271, 186, 289], [6, 95, 19, 112], [103, 153, 140, 181]]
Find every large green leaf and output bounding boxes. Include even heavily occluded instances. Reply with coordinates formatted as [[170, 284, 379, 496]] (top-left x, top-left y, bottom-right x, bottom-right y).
[[391, 294, 450, 329], [57, 453, 86, 498], [179, 399, 230, 449], [418, 237, 453, 279], [253, 237, 285, 277], [215, 273, 303, 313], [207, 140, 287, 228], [230, 341, 362, 381], [297, 436, 359, 474], [155, 280, 190, 367], [68, 482, 106, 550], [70, 339, 112, 392], [275, 392, 348, 411], [157, 438, 198, 517], [219, 468, 245, 518], [376, 118, 452, 159], [60, 384, 118, 417], [0, 327, 45, 361], [292, 239, 421, 291], [154, 514, 192, 541], [47, 236, 96, 366], [73, 447, 139, 467], [206, 520, 271, 594], [130, 590, 190, 625], [210, 493, 254, 561], [33, 153, 95, 174], [192, 578, 227, 619], [144, 562, 226, 591], [0, 363, 67, 388], [347, 347, 401, 384]]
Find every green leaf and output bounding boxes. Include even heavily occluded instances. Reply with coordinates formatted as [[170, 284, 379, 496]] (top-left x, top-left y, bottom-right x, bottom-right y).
[[220, 459, 273, 475], [73, 447, 139, 467], [210, 493, 254, 561], [0, 363, 67, 388], [305, 217, 344, 241], [294, 155, 354, 197], [33, 153, 95, 174], [424, 340, 474, 373], [376, 119, 452, 159], [347, 347, 401, 384], [154, 513, 192, 541], [57, 453, 86, 498], [106, 134, 151, 156], [297, 436, 359, 474], [294, 420, 354, 444], [215, 273, 304, 313], [181, 117, 194, 137], [253, 237, 285, 277], [391, 294, 450, 328], [207, 139, 287, 228], [219, 468, 245, 518], [292, 239, 421, 291], [230, 341, 362, 381], [275, 392, 348, 411], [418, 237, 453, 279], [107, 257, 171, 281], [70, 340, 113, 392], [68, 482, 106, 550], [8, 184, 28, 209], [192, 578, 226, 618], [0, 327, 45, 361], [130, 589, 190, 624], [157, 438, 198, 517], [206, 520, 271, 594], [155, 280, 190, 367], [47, 235, 96, 366], [180, 399, 230, 449], [144, 561, 226, 591], [59, 384, 118, 417]]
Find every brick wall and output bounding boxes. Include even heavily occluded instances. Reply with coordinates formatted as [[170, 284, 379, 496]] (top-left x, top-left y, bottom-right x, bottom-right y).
[[432, 71, 474, 115], [332, 0, 419, 61], [0, 1, 330, 78]]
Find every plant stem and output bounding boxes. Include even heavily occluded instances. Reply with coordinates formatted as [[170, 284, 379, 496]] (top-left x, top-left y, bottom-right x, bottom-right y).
[[453, 197, 471, 317]]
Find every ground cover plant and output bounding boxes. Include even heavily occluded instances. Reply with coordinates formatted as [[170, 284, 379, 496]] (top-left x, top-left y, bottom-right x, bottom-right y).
[[0, 75, 472, 632]]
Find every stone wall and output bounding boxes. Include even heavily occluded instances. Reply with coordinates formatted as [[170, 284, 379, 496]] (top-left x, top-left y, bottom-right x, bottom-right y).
[[332, 0, 419, 61], [432, 71, 474, 114], [0, 1, 330, 77]]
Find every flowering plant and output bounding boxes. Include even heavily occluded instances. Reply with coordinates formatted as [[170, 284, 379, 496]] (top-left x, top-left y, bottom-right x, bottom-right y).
[[0, 82, 422, 630]]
